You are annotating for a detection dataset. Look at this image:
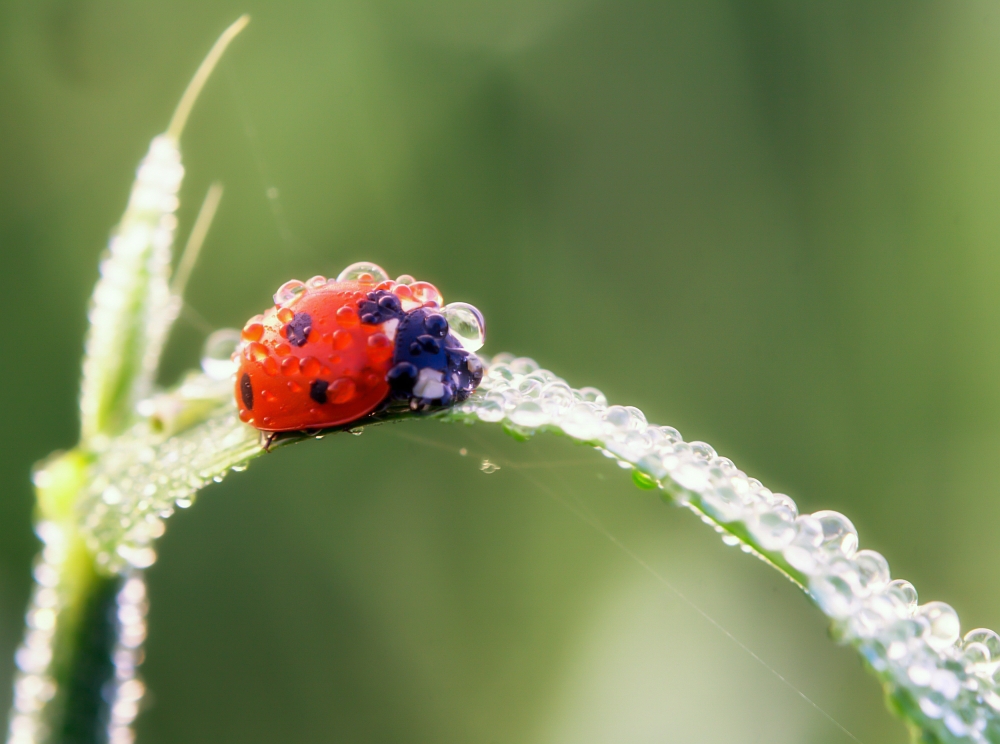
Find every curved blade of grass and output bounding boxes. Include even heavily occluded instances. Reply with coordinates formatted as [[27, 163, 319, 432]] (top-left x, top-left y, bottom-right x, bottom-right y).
[[77, 16, 248, 444], [77, 352, 1000, 743]]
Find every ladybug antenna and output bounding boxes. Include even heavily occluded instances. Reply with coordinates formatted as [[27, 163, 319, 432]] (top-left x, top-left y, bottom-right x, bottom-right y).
[[166, 14, 250, 141]]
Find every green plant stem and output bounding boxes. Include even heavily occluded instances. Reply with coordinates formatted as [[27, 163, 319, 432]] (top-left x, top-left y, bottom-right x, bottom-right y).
[[14, 450, 123, 744], [46, 545, 118, 744]]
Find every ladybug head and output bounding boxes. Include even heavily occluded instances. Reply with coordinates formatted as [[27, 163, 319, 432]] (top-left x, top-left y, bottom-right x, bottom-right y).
[[357, 290, 483, 409]]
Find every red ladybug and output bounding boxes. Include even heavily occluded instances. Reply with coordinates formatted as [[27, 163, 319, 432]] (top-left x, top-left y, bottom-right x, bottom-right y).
[[235, 263, 484, 432]]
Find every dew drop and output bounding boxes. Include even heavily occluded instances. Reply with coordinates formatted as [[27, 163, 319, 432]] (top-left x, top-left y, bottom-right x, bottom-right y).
[[337, 262, 389, 285], [854, 549, 891, 595], [307, 275, 328, 288], [332, 329, 353, 350], [201, 329, 241, 380], [395, 274, 416, 285], [578, 387, 608, 408], [274, 279, 306, 306], [246, 342, 269, 362], [241, 323, 264, 342], [409, 281, 444, 307], [335, 305, 359, 328], [509, 401, 549, 428], [367, 333, 393, 362], [888, 579, 918, 609], [812, 510, 859, 559], [964, 628, 1000, 661], [915, 601, 961, 651], [442, 302, 486, 352], [328, 378, 357, 404]]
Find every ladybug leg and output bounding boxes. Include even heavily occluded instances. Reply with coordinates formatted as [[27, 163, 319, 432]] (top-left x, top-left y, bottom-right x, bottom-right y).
[[261, 431, 280, 452]]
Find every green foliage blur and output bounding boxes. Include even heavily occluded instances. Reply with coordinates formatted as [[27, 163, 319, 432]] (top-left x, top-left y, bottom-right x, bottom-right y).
[[2, 2, 999, 742]]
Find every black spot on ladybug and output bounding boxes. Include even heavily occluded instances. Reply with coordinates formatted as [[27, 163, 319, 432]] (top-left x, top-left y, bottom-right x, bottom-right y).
[[417, 334, 440, 353], [286, 312, 313, 347], [240, 373, 254, 410], [310, 379, 329, 404], [378, 294, 402, 313], [358, 290, 406, 325], [387, 361, 418, 393], [424, 313, 448, 337]]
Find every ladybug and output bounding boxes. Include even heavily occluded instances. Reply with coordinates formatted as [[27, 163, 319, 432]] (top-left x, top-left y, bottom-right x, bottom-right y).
[[235, 262, 485, 432]]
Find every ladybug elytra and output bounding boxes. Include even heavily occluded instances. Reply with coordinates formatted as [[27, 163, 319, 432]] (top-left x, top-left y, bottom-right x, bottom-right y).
[[235, 262, 485, 432]]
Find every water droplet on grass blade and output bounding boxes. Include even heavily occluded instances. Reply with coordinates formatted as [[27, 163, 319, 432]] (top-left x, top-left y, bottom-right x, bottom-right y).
[[201, 329, 241, 380]]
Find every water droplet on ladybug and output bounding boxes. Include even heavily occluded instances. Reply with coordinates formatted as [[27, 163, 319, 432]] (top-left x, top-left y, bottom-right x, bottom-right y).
[[424, 313, 448, 338], [246, 342, 269, 362], [367, 333, 393, 362], [301, 357, 321, 377], [275, 343, 291, 357], [409, 281, 443, 307], [261, 356, 279, 376], [337, 261, 389, 285], [277, 307, 294, 323], [336, 306, 359, 327], [201, 329, 241, 380], [333, 329, 353, 350], [395, 274, 416, 285], [442, 302, 486, 352], [274, 279, 306, 306], [281, 357, 300, 376], [241, 323, 264, 342], [307, 275, 327, 289], [329, 378, 357, 404]]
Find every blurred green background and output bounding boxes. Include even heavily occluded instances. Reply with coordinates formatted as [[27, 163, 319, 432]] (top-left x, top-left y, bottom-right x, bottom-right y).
[[3, 2, 1000, 741]]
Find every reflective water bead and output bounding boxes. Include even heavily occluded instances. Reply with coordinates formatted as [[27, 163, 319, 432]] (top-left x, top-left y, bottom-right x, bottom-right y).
[[965, 629, 1000, 662], [811, 570, 861, 619], [336, 261, 390, 285], [509, 357, 540, 375], [200, 329, 241, 380], [559, 404, 603, 441], [767, 492, 798, 518], [812, 510, 859, 559], [854, 549, 891, 596], [783, 515, 825, 574], [888, 579, 919, 610], [915, 602, 961, 651], [698, 477, 745, 522], [273, 279, 306, 306], [517, 378, 543, 398], [541, 382, 576, 417], [746, 501, 797, 550], [577, 386, 608, 408], [509, 401, 549, 428], [475, 393, 507, 423], [689, 441, 717, 463], [441, 302, 486, 352], [624, 406, 648, 431], [963, 642, 992, 669], [395, 274, 415, 285], [306, 275, 327, 289], [409, 281, 444, 307], [603, 406, 632, 432]]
